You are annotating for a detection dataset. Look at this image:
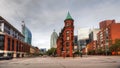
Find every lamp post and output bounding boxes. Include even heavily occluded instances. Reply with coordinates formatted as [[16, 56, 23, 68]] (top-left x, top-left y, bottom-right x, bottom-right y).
[[80, 41, 83, 58], [78, 40, 81, 57], [78, 40, 84, 57]]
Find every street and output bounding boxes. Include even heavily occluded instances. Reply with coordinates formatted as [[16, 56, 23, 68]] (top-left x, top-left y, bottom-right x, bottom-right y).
[[0, 56, 120, 68]]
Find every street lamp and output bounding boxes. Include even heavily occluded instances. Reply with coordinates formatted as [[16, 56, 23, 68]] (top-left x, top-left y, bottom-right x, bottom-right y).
[[80, 41, 83, 57], [78, 40, 81, 57]]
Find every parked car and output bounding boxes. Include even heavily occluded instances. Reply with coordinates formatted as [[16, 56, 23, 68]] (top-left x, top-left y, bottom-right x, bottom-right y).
[[0, 56, 13, 60]]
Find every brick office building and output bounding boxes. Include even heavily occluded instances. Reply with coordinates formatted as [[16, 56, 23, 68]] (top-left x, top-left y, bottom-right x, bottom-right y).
[[0, 16, 30, 58], [97, 20, 120, 54], [57, 12, 74, 57]]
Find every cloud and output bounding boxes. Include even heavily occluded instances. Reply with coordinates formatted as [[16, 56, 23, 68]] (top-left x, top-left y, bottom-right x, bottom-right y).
[[0, 0, 120, 49]]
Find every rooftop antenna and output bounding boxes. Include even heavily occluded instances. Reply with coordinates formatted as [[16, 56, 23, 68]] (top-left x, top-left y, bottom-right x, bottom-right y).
[[21, 20, 25, 34], [22, 20, 25, 26]]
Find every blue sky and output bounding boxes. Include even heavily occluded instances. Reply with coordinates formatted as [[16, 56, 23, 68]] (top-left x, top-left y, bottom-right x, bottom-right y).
[[0, 0, 120, 49]]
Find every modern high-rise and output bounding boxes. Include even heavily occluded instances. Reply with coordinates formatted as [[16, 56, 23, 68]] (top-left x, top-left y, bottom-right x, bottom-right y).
[[22, 21, 32, 45], [57, 12, 74, 57], [50, 30, 58, 48]]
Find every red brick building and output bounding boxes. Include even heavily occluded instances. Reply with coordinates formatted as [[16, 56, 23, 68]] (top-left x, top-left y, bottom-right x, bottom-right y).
[[97, 20, 120, 54], [86, 41, 97, 55], [57, 34, 62, 56], [0, 16, 30, 58], [57, 12, 74, 57]]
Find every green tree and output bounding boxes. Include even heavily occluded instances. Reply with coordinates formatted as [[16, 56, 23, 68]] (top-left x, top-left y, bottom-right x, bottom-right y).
[[88, 50, 95, 55], [46, 48, 56, 56], [97, 48, 105, 55], [109, 39, 120, 55], [74, 50, 80, 54]]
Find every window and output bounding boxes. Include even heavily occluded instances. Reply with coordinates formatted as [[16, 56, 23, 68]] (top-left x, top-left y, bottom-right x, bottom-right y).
[[0, 35, 4, 50], [66, 31, 69, 33], [12, 39, 14, 51], [66, 48, 69, 52], [16, 41, 19, 51], [0, 23, 1, 31], [67, 37, 70, 40], [7, 38, 10, 50], [66, 42, 69, 46], [66, 31, 70, 36], [66, 23, 69, 26]]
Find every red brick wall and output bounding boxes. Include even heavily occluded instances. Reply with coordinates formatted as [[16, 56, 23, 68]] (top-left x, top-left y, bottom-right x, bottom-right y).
[[57, 37, 62, 56], [99, 20, 115, 29], [110, 23, 120, 44], [97, 20, 120, 53], [3, 34, 30, 53]]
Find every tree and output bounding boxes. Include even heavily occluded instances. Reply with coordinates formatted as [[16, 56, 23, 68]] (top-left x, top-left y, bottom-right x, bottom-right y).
[[96, 48, 105, 55], [88, 50, 95, 55], [74, 50, 80, 54], [46, 48, 56, 56], [74, 50, 80, 56], [109, 39, 120, 55]]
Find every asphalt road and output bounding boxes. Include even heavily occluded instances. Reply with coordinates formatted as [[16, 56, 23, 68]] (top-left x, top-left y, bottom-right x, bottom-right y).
[[0, 56, 120, 68]]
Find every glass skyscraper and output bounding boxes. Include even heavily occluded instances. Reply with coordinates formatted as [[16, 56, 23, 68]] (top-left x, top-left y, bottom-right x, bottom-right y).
[[22, 21, 32, 45], [50, 30, 58, 48]]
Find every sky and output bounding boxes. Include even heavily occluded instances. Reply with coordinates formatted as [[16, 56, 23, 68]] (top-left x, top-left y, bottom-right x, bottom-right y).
[[0, 0, 120, 49]]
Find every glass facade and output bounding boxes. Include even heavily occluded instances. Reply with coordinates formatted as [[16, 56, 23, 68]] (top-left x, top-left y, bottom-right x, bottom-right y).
[[22, 25, 32, 45]]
